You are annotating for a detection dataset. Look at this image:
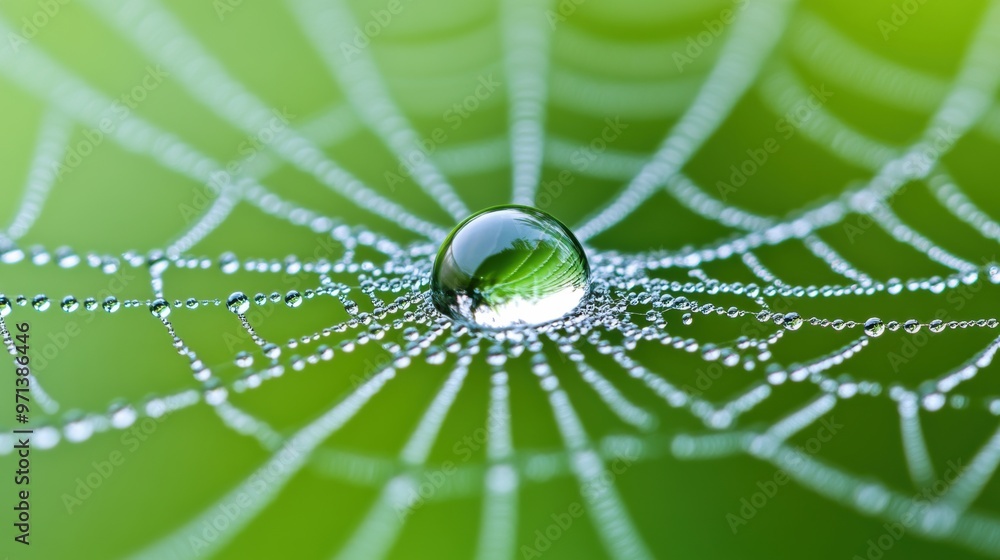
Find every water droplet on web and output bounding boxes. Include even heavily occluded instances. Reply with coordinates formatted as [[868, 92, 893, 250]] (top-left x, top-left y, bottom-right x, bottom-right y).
[[234, 351, 253, 368], [109, 403, 137, 429], [285, 290, 302, 308], [147, 251, 169, 276], [1, 246, 24, 264], [0, 296, 11, 317], [219, 252, 239, 274], [262, 343, 281, 360], [32, 295, 50, 311], [864, 318, 885, 337], [783, 312, 803, 331], [61, 296, 79, 313], [103, 297, 120, 313], [431, 206, 590, 329], [989, 263, 1000, 284], [227, 292, 250, 314], [203, 378, 228, 405], [150, 298, 171, 318], [56, 247, 80, 268]]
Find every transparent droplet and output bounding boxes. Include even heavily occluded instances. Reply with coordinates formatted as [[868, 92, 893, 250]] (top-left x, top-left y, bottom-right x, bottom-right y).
[[147, 251, 169, 276], [150, 298, 171, 318], [109, 402, 138, 429], [285, 290, 302, 308], [56, 247, 80, 268], [0, 296, 11, 317], [234, 351, 253, 368], [32, 295, 50, 311], [227, 292, 250, 314], [103, 296, 120, 313], [431, 206, 590, 329], [219, 252, 239, 274], [61, 296, 79, 313], [262, 343, 281, 360], [783, 312, 803, 331], [0, 246, 24, 264], [864, 318, 885, 338]]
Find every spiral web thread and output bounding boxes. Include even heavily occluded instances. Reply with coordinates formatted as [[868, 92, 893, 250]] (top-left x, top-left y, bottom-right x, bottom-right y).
[[2, 0, 1000, 557]]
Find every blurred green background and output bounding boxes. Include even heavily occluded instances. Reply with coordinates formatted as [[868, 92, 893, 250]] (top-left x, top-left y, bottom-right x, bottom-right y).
[[2, 0, 1000, 558]]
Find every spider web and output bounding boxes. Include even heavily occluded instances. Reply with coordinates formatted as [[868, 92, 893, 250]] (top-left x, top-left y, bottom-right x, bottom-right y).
[[3, 0, 1000, 558]]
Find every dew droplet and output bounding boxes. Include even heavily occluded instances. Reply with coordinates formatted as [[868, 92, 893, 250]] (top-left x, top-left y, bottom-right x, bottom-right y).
[[103, 296, 120, 313], [32, 294, 50, 311], [219, 252, 239, 274], [234, 351, 253, 368], [431, 206, 590, 329], [56, 247, 80, 268], [784, 312, 803, 331], [0, 296, 10, 317], [864, 317, 885, 338], [262, 343, 281, 360], [227, 291, 250, 314], [61, 296, 79, 313], [150, 298, 171, 318], [285, 290, 302, 308], [903, 320, 921, 334]]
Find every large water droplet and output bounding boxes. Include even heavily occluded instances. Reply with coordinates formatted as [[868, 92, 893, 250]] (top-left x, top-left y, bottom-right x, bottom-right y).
[[227, 292, 250, 314], [32, 295, 50, 311], [431, 205, 589, 329], [150, 298, 171, 318], [103, 296, 120, 313], [864, 317, 885, 337]]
